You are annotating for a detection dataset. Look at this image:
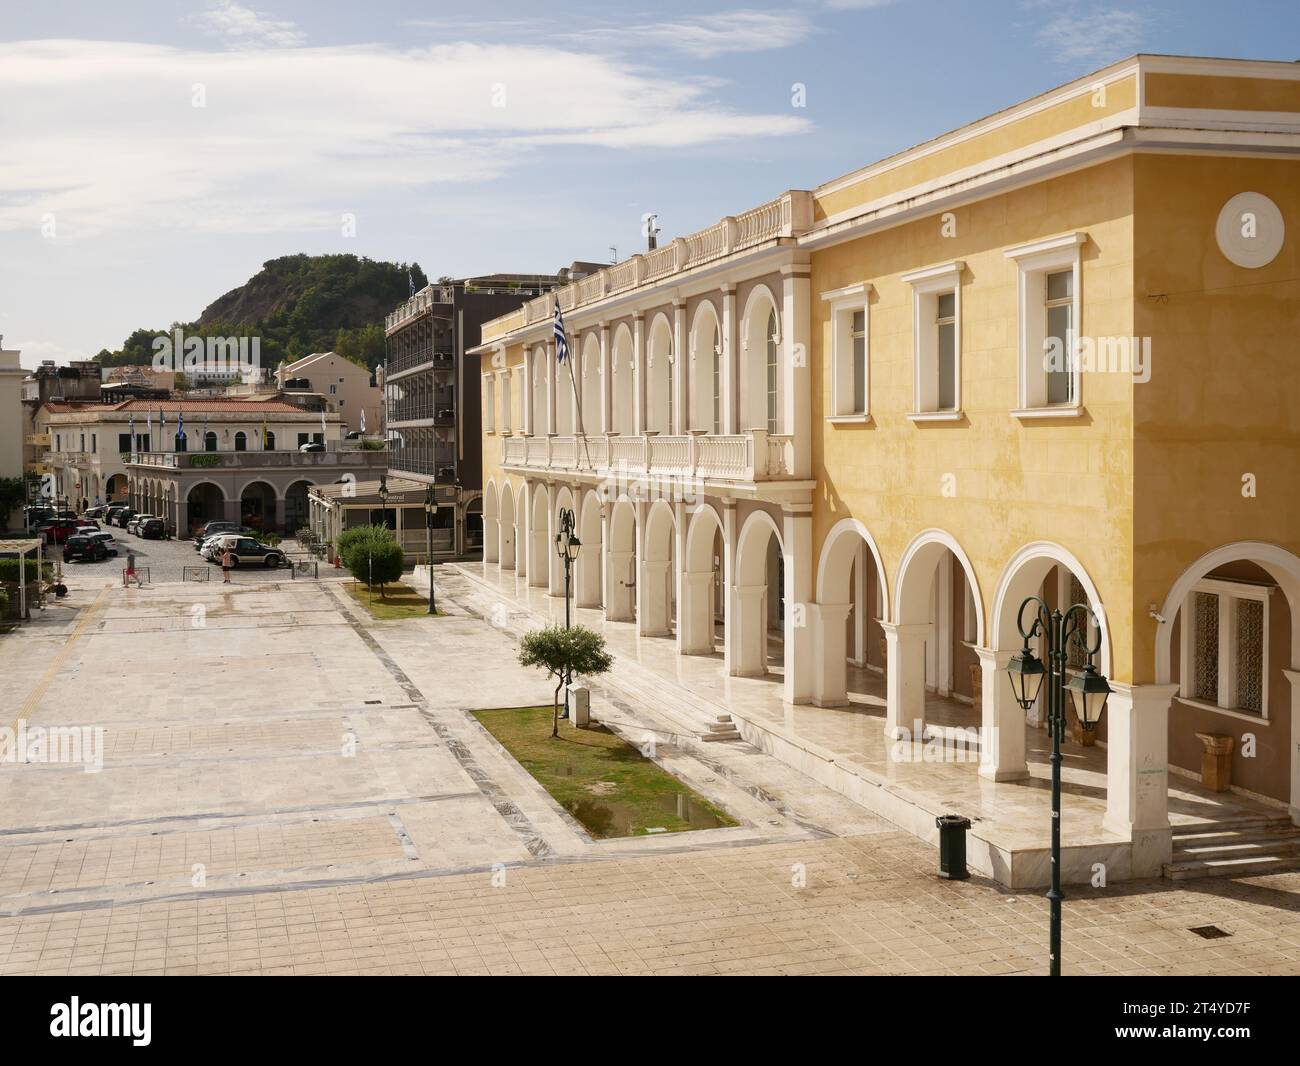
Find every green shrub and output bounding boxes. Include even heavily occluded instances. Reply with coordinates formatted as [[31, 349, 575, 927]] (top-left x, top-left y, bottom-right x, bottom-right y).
[[345, 536, 403, 593], [0, 558, 45, 584], [337, 524, 393, 568]]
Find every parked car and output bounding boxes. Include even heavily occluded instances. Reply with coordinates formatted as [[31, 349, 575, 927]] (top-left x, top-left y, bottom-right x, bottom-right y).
[[113, 508, 136, 529], [298, 442, 325, 453], [127, 513, 157, 535], [74, 522, 101, 535], [203, 535, 286, 568], [138, 518, 166, 539], [194, 525, 252, 552], [63, 534, 108, 563], [104, 504, 129, 525], [37, 518, 80, 544], [86, 531, 119, 556]]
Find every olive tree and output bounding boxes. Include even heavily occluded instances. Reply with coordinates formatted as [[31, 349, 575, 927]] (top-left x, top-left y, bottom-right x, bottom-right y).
[[518, 625, 614, 737]]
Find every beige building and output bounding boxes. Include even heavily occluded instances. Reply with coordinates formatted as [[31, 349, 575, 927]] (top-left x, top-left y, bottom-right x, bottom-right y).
[[0, 346, 23, 480], [275, 352, 382, 435], [474, 55, 1300, 885]]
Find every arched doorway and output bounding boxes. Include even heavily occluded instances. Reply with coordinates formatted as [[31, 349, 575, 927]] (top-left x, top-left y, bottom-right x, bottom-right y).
[[813, 518, 889, 707], [682, 503, 725, 655], [240, 481, 277, 530], [528, 483, 549, 588], [575, 490, 603, 609], [186, 483, 225, 533], [499, 482, 516, 570], [646, 313, 673, 435], [105, 473, 128, 504], [890, 530, 984, 740], [579, 335, 602, 436], [733, 509, 784, 678], [284, 480, 312, 533], [464, 495, 483, 554], [610, 324, 634, 435], [689, 301, 722, 433], [606, 498, 637, 622], [640, 500, 676, 636]]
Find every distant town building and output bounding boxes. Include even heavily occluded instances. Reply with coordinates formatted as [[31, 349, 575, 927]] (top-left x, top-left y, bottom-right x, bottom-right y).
[[274, 351, 381, 435], [0, 344, 24, 481]]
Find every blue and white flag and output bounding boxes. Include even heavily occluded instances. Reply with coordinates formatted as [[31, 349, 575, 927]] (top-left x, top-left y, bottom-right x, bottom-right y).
[[553, 300, 569, 364], [177, 411, 185, 440]]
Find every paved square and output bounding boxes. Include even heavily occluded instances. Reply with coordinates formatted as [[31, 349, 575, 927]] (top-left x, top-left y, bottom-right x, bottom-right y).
[[1, 567, 1298, 975]]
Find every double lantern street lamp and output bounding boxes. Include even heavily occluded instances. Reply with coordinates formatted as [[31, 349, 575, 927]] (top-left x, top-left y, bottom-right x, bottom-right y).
[[369, 475, 390, 607], [1005, 595, 1112, 978], [554, 507, 581, 719]]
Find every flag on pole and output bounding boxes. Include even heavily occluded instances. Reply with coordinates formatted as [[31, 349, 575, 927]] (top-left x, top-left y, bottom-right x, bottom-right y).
[[360, 409, 366, 435], [553, 299, 569, 364], [261, 416, 268, 448], [320, 409, 327, 442], [177, 410, 185, 442], [129, 415, 136, 453], [145, 410, 152, 450], [408, 270, 415, 297]]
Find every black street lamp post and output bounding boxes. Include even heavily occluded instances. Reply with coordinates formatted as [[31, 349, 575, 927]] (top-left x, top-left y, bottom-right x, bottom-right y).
[[554, 507, 580, 719], [1005, 595, 1111, 978], [424, 483, 438, 615], [370, 475, 389, 608]]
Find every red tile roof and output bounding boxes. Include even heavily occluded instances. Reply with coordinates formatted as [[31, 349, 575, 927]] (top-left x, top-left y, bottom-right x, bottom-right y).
[[42, 398, 335, 416]]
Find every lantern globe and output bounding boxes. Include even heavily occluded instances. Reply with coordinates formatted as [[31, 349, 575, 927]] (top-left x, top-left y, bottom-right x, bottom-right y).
[[1067, 664, 1111, 727], [1006, 647, 1046, 711]]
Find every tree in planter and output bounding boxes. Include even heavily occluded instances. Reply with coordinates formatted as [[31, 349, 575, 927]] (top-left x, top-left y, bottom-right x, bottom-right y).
[[518, 625, 614, 738]]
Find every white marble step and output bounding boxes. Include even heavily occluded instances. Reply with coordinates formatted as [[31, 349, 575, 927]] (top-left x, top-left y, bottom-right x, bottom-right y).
[[1164, 818, 1300, 879]]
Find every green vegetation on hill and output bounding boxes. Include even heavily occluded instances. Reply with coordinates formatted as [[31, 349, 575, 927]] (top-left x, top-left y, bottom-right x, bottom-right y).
[[94, 254, 426, 374]]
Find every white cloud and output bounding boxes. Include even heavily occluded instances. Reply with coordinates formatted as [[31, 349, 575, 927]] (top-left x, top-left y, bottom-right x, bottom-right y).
[[0, 39, 809, 238], [822, 0, 897, 10], [562, 10, 815, 59], [192, 1, 305, 48], [1036, 7, 1147, 66]]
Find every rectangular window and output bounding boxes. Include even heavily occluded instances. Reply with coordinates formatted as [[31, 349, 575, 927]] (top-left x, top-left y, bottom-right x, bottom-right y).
[[935, 292, 956, 411], [1045, 270, 1074, 405], [824, 286, 872, 420], [1005, 233, 1085, 413], [1181, 578, 1270, 717], [298, 433, 309, 447], [484, 376, 496, 432], [902, 263, 963, 417], [118, 433, 132, 453]]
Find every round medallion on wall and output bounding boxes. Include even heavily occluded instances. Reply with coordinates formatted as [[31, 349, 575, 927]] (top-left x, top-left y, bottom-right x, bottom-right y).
[[1215, 192, 1285, 269]]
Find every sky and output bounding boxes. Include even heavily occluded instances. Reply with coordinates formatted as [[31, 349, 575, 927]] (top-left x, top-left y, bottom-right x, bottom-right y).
[[2, 0, 1298, 368]]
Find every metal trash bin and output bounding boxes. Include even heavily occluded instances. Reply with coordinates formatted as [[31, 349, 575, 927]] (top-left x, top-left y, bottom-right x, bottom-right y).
[[935, 814, 971, 880]]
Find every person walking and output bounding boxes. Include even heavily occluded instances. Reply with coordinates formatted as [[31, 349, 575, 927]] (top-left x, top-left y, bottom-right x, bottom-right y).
[[125, 550, 141, 588], [221, 546, 234, 584]]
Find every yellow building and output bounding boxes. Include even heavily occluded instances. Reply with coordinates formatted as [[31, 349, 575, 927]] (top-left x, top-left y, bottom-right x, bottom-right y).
[[470, 55, 1300, 884]]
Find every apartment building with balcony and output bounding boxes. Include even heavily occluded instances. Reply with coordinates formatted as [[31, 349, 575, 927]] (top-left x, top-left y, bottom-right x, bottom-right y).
[[474, 55, 1300, 885], [383, 272, 593, 558], [275, 351, 382, 434]]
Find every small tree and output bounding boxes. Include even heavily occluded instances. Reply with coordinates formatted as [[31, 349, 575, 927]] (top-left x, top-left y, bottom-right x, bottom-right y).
[[345, 536, 404, 596], [518, 625, 614, 737]]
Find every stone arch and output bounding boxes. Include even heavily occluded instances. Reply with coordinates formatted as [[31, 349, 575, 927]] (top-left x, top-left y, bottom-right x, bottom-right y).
[[575, 489, 603, 608], [605, 496, 637, 622], [610, 323, 634, 435], [682, 503, 725, 654], [733, 508, 784, 676], [740, 283, 780, 434], [646, 312, 674, 435], [689, 299, 722, 433], [185, 481, 225, 532], [812, 517, 890, 706], [527, 482, 550, 588], [239, 479, 278, 530], [499, 480, 516, 570], [640, 499, 677, 636], [579, 333, 601, 435]]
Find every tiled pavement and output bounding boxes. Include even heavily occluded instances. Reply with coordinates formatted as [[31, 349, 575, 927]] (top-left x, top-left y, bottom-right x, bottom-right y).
[[1, 567, 1299, 975]]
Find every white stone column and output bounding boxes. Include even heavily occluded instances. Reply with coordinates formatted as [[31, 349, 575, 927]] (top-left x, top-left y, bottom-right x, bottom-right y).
[[484, 516, 499, 564], [722, 500, 738, 674], [783, 507, 813, 705], [672, 301, 687, 436], [632, 313, 646, 437], [732, 585, 767, 677], [977, 646, 1029, 782], [523, 349, 534, 437], [639, 559, 672, 636], [673, 499, 688, 652], [547, 493, 562, 596], [599, 323, 611, 435], [882, 622, 930, 741], [680, 572, 715, 654], [810, 602, 852, 707], [781, 262, 812, 478], [1103, 682, 1178, 877], [632, 498, 647, 627], [720, 285, 737, 435]]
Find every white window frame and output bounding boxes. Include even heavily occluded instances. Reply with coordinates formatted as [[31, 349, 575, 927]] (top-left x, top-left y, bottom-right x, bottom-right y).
[[483, 373, 496, 433], [499, 370, 512, 434], [901, 262, 964, 421], [1004, 232, 1086, 418], [821, 283, 874, 423], [1179, 577, 1272, 721]]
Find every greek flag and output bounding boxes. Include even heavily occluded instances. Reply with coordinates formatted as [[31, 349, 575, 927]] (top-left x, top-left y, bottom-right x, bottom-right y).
[[177, 411, 185, 440], [553, 300, 569, 364]]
